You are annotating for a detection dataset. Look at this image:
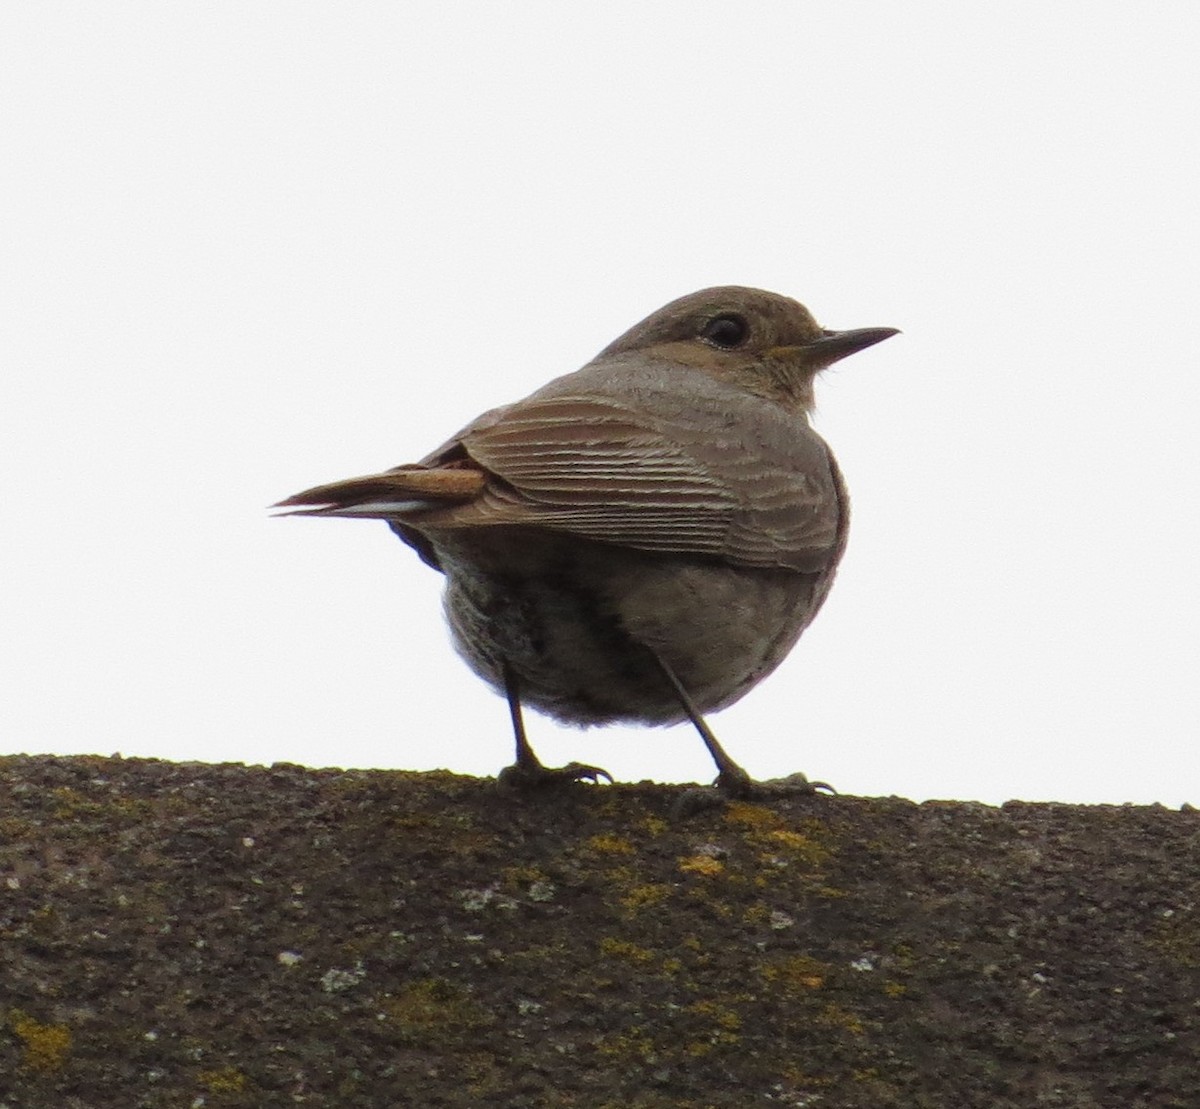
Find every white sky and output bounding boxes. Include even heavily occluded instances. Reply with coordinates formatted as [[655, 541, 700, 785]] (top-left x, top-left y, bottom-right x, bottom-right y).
[[3, 4, 1198, 805]]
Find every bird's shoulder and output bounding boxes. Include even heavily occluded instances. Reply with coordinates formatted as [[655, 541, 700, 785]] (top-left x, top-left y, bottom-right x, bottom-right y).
[[421, 354, 832, 478]]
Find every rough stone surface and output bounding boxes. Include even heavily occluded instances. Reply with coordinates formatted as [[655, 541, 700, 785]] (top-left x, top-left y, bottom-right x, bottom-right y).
[[1, 755, 1199, 1107]]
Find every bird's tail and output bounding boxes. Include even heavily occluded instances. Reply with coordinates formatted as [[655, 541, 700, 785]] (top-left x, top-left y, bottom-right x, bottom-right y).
[[272, 465, 485, 519]]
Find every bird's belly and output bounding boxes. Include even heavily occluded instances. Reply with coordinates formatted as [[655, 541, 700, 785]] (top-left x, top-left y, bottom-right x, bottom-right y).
[[436, 534, 825, 727]]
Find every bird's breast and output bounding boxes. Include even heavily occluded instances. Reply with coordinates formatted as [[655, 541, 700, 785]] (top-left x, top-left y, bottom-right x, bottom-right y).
[[432, 529, 835, 727]]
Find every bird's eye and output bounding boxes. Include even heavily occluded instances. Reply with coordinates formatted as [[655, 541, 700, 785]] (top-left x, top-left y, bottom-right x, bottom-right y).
[[699, 313, 750, 349]]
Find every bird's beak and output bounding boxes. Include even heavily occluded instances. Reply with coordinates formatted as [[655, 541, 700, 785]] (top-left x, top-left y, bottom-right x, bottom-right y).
[[809, 327, 900, 364], [768, 327, 899, 368]]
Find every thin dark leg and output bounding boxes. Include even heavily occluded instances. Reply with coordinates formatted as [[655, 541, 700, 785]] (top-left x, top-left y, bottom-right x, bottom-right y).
[[504, 660, 541, 772], [650, 651, 756, 798], [496, 660, 612, 789], [650, 650, 832, 802]]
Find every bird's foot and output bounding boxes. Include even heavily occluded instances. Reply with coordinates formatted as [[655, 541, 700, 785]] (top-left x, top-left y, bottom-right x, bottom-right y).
[[720, 768, 835, 800], [497, 759, 613, 791], [674, 770, 835, 818]]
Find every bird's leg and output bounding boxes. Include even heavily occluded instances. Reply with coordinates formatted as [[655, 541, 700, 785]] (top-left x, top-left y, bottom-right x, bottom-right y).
[[651, 653, 756, 798], [496, 661, 612, 789], [650, 651, 833, 802]]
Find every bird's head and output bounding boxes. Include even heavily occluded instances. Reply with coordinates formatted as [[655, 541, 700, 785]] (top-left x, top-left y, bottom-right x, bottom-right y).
[[598, 286, 898, 413]]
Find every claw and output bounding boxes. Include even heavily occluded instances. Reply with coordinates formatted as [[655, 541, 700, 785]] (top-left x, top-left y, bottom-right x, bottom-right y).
[[719, 769, 836, 800], [498, 759, 613, 791]]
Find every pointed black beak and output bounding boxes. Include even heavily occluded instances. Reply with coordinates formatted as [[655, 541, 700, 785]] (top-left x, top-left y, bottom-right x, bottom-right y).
[[809, 326, 900, 364]]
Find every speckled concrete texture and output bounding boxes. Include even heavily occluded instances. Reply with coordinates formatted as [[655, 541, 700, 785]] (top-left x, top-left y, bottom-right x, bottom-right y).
[[2, 756, 1199, 1107]]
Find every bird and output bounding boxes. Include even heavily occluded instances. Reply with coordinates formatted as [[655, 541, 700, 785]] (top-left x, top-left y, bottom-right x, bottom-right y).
[[275, 287, 897, 798]]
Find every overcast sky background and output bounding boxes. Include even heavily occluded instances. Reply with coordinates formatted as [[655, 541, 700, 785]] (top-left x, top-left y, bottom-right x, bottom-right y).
[[4, 4, 1197, 805]]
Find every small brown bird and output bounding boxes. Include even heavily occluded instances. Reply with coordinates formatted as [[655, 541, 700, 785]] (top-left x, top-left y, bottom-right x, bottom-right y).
[[276, 287, 896, 798]]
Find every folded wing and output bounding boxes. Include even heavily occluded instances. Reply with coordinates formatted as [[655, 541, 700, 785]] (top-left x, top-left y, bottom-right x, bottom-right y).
[[422, 361, 844, 574], [277, 360, 843, 574]]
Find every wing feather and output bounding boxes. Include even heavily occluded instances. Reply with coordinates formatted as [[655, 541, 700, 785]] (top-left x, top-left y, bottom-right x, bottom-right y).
[[415, 359, 843, 572]]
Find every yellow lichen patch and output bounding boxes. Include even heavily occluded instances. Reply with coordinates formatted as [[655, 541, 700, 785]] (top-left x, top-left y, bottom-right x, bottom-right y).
[[678, 854, 724, 877], [682, 999, 744, 1057], [595, 1025, 656, 1062], [382, 978, 492, 1046], [49, 785, 102, 821], [0, 816, 32, 838], [619, 883, 672, 912], [586, 832, 636, 855], [741, 903, 771, 925], [779, 1063, 834, 1090], [676, 931, 710, 964], [722, 804, 833, 875], [639, 815, 669, 837], [815, 884, 847, 899], [883, 981, 907, 997], [688, 998, 742, 1031], [46, 784, 157, 825], [499, 864, 551, 889], [598, 936, 655, 964], [818, 1002, 865, 1035], [198, 1065, 247, 1093], [460, 1052, 508, 1099], [760, 828, 830, 866], [723, 801, 781, 830], [9, 1009, 71, 1072], [761, 954, 828, 991]]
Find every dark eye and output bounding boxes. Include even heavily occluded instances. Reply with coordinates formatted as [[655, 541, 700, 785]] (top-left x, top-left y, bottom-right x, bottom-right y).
[[699, 313, 749, 349]]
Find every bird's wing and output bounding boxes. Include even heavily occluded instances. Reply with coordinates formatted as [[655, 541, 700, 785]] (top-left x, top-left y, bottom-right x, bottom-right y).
[[423, 362, 844, 573]]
